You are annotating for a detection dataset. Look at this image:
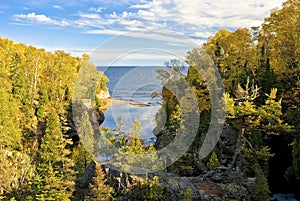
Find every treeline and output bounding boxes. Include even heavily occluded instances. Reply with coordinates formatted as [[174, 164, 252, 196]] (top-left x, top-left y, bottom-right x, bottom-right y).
[[0, 38, 110, 200], [1, 0, 300, 200], [155, 0, 300, 199]]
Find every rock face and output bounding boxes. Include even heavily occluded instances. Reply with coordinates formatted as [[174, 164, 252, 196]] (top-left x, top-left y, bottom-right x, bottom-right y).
[[155, 167, 253, 201], [65, 103, 105, 143], [93, 163, 255, 200]]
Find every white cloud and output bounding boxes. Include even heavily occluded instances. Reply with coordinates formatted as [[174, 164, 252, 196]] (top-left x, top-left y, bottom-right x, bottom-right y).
[[129, 4, 151, 9], [77, 13, 100, 19], [39, 46, 94, 57], [53, 5, 63, 10], [89, 7, 104, 13], [12, 0, 286, 41], [84, 29, 128, 35], [73, 0, 285, 41], [13, 12, 69, 26]]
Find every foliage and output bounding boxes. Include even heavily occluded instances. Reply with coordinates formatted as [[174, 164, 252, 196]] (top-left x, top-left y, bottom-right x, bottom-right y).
[[203, 28, 258, 95], [140, 176, 163, 201], [180, 188, 193, 201], [225, 87, 292, 171], [33, 109, 75, 200], [110, 118, 163, 172], [77, 110, 95, 155], [207, 152, 221, 170], [0, 36, 110, 199], [252, 163, 271, 201], [1, 0, 300, 198], [86, 162, 113, 201]]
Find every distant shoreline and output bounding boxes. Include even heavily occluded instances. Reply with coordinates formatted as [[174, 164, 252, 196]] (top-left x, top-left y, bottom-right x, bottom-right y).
[[99, 97, 150, 110]]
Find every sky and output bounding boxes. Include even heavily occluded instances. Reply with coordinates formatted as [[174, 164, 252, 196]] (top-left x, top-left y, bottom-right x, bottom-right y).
[[0, 0, 286, 66]]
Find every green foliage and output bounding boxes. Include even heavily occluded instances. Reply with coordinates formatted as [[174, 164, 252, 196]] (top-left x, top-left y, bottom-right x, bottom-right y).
[[166, 153, 196, 176], [72, 143, 94, 177], [154, 61, 202, 175], [78, 110, 95, 155], [112, 119, 163, 172], [34, 109, 75, 200], [1, 1, 300, 198], [0, 87, 22, 150], [0, 37, 113, 199], [207, 151, 221, 170], [96, 71, 109, 94], [86, 162, 113, 201], [203, 28, 257, 94], [225, 87, 292, 171], [180, 188, 192, 201], [140, 176, 163, 201], [252, 163, 270, 201]]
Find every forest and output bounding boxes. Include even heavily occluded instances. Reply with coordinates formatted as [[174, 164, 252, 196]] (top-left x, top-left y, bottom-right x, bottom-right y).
[[0, 0, 300, 200]]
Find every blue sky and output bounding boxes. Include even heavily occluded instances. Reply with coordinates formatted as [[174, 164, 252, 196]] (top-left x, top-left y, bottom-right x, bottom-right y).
[[0, 0, 285, 66]]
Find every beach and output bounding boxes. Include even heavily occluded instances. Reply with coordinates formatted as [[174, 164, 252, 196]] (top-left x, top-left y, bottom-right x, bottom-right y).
[[98, 98, 150, 110]]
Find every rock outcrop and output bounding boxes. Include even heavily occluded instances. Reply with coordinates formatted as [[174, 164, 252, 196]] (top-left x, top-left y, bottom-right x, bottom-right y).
[[86, 163, 256, 200]]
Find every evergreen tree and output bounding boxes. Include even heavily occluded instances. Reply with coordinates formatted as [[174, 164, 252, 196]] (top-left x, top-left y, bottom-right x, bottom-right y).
[[78, 110, 95, 155], [33, 109, 75, 200], [140, 176, 163, 201], [86, 162, 113, 201]]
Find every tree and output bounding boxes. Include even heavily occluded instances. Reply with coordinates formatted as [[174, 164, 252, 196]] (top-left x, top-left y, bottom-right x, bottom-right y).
[[78, 110, 95, 156], [252, 163, 271, 201], [86, 162, 113, 201], [207, 152, 221, 170], [225, 87, 292, 172], [140, 176, 163, 201], [203, 29, 258, 95], [33, 109, 75, 200], [0, 87, 22, 150], [36, 81, 49, 120], [114, 119, 163, 172], [259, 0, 300, 190]]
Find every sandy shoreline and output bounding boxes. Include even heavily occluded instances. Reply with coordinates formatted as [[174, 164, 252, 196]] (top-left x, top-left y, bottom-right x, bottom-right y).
[[99, 98, 150, 110]]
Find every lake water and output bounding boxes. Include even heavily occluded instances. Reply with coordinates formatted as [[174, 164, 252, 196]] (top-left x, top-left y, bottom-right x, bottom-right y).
[[97, 66, 166, 145]]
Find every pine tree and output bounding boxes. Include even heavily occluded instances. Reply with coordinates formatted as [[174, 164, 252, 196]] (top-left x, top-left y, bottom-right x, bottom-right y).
[[140, 176, 163, 201], [77, 110, 95, 170], [34, 109, 75, 200], [86, 162, 113, 201]]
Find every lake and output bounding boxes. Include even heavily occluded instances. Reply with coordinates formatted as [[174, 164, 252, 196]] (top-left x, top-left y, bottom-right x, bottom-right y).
[[97, 66, 166, 145]]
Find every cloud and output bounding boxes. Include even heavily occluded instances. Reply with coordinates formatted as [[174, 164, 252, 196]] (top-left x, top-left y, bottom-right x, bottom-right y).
[[84, 29, 128, 35], [13, 12, 69, 26], [38, 45, 94, 57], [77, 13, 100, 19], [89, 7, 104, 13], [53, 5, 63, 10], [11, 0, 285, 40], [129, 4, 151, 9], [79, 0, 285, 40]]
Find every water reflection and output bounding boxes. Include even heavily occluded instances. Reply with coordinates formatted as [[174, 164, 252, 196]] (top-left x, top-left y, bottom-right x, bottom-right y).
[[100, 103, 160, 145]]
